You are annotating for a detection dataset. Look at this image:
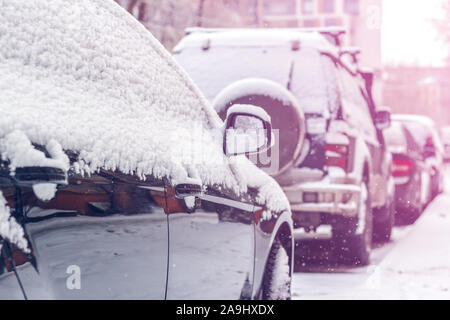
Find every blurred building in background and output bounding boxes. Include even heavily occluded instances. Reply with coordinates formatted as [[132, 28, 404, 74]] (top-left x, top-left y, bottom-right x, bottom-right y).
[[384, 66, 450, 127], [114, 0, 244, 50]]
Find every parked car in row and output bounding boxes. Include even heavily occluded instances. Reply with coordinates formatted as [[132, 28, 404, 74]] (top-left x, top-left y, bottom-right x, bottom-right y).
[[0, 0, 298, 300], [440, 126, 450, 162], [384, 121, 433, 223], [174, 28, 395, 265], [392, 115, 444, 200]]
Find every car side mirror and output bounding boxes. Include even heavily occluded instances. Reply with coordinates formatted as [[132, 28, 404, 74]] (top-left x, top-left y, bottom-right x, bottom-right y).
[[375, 109, 391, 130], [174, 183, 202, 199], [223, 105, 272, 156], [173, 182, 202, 213]]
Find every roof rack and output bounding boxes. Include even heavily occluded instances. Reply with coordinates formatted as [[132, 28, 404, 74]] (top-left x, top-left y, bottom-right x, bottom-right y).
[[340, 46, 361, 63], [184, 26, 346, 46]]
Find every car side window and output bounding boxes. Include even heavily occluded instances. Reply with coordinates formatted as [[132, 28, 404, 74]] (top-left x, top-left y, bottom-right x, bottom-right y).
[[320, 54, 341, 118], [337, 66, 377, 142]]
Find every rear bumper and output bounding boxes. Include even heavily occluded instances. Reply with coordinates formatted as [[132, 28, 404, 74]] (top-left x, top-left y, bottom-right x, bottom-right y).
[[283, 182, 361, 218]]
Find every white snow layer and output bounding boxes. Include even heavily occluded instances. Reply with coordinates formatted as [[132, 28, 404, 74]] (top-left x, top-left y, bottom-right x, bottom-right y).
[[32, 183, 58, 202], [269, 244, 291, 300], [214, 78, 296, 113], [0, 0, 289, 216], [226, 104, 271, 123], [0, 131, 69, 172], [0, 192, 29, 253]]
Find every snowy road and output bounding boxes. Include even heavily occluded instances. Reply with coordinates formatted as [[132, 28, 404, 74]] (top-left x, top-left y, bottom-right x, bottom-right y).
[[292, 167, 450, 300]]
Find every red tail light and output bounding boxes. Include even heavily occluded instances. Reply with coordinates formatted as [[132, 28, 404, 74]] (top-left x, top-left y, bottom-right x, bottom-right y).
[[326, 144, 348, 170], [392, 157, 414, 177]]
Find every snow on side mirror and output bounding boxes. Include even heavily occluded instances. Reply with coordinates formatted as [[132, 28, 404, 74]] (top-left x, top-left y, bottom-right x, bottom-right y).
[[173, 179, 202, 213], [223, 104, 272, 156], [375, 108, 391, 131]]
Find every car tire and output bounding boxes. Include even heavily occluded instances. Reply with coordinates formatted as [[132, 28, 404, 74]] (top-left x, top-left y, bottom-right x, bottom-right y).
[[402, 206, 423, 225], [260, 238, 291, 300], [373, 198, 395, 243], [335, 180, 372, 266]]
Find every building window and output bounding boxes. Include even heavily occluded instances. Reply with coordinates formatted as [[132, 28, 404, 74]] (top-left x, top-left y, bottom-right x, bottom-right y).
[[302, 0, 315, 14], [303, 19, 320, 27], [264, 0, 297, 15], [322, 0, 335, 13], [344, 0, 359, 14], [287, 20, 299, 27], [246, 0, 257, 14], [324, 17, 342, 26], [243, 0, 258, 24]]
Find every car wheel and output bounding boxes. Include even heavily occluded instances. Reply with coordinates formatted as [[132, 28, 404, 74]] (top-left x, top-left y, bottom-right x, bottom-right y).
[[373, 197, 395, 243], [335, 180, 372, 266], [260, 238, 291, 300], [401, 206, 423, 225]]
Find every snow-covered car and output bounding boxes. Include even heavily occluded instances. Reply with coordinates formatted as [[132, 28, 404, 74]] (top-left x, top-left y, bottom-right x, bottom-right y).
[[384, 121, 432, 223], [392, 114, 444, 200], [0, 0, 296, 300], [174, 28, 395, 265]]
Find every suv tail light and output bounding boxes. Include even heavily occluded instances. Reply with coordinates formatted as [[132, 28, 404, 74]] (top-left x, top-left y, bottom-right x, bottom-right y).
[[392, 157, 414, 177], [326, 143, 349, 170]]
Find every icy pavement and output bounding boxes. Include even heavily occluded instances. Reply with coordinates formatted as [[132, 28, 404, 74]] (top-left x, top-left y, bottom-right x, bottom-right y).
[[292, 167, 450, 300]]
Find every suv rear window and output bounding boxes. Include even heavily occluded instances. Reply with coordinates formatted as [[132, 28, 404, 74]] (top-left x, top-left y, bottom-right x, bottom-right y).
[[175, 45, 338, 117]]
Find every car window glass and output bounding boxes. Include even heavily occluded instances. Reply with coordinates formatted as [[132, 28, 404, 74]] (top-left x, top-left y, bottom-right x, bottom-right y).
[[175, 46, 292, 105], [175, 46, 330, 116], [290, 48, 330, 116], [319, 54, 340, 118], [401, 121, 432, 152], [401, 124, 422, 154], [337, 66, 377, 141]]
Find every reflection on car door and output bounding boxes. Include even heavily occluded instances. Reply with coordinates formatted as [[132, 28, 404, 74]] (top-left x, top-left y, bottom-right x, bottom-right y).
[[166, 186, 255, 300], [12, 170, 168, 299], [0, 240, 29, 299]]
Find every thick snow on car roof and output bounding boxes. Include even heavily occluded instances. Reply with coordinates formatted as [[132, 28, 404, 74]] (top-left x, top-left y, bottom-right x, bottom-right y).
[[0, 0, 227, 184], [0, 0, 290, 216]]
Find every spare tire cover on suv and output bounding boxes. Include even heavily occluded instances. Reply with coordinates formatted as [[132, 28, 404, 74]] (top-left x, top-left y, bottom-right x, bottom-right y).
[[213, 78, 305, 177]]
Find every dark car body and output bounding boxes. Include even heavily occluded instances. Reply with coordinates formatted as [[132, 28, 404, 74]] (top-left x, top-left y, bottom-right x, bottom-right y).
[[384, 121, 431, 222], [0, 161, 292, 300], [0, 0, 293, 300]]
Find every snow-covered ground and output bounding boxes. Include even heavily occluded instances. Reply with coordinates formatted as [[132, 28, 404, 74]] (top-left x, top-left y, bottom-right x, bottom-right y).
[[292, 165, 450, 300]]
